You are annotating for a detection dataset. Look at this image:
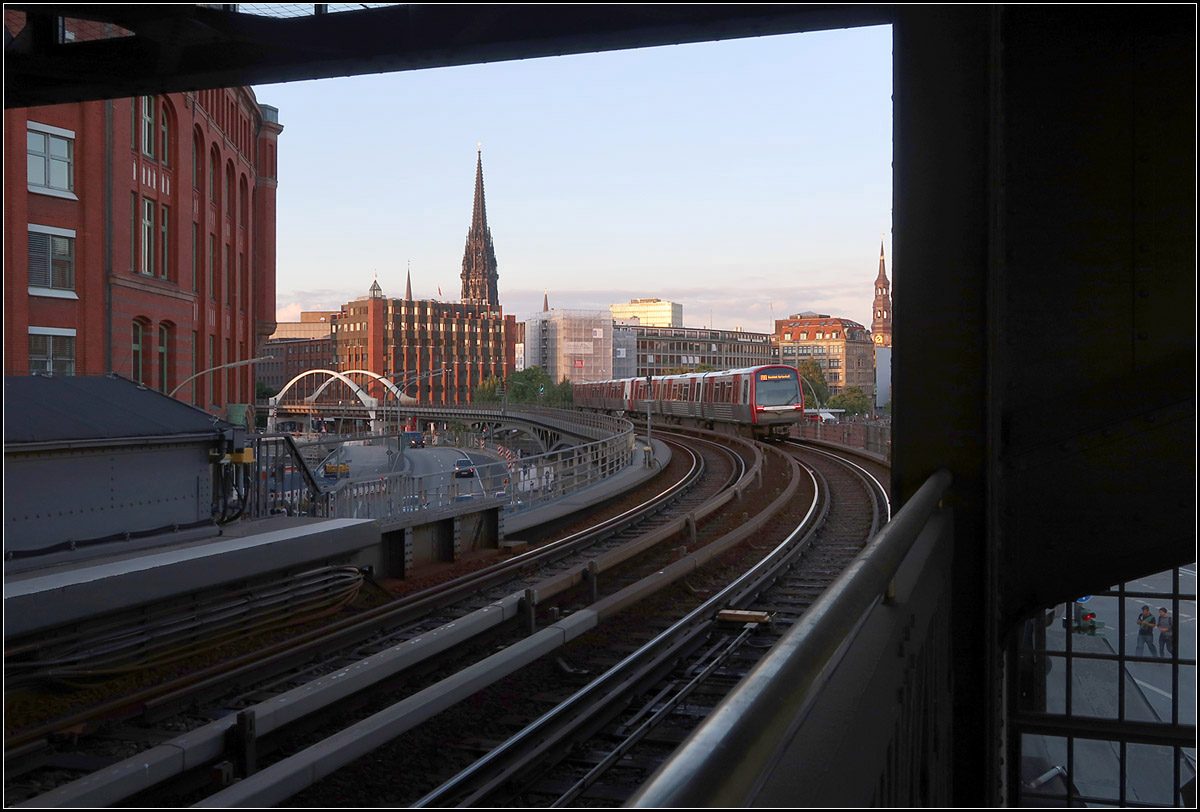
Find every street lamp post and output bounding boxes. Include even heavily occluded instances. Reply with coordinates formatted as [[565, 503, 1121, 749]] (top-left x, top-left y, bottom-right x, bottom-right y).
[[168, 356, 273, 400]]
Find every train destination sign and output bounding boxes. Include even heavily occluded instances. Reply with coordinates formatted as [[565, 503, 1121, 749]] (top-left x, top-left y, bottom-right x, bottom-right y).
[[758, 373, 794, 381]]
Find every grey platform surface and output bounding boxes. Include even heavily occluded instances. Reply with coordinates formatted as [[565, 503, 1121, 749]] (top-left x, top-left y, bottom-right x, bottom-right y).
[[3, 438, 669, 638], [3, 518, 377, 638]]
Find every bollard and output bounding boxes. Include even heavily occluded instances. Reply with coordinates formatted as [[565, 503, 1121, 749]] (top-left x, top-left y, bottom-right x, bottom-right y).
[[523, 587, 537, 635], [586, 559, 599, 603], [230, 709, 257, 777]]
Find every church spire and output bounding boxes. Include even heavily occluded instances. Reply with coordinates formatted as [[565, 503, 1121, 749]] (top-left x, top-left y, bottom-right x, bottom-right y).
[[405, 262, 413, 301], [543, 290, 549, 312], [871, 235, 892, 348], [461, 146, 499, 306]]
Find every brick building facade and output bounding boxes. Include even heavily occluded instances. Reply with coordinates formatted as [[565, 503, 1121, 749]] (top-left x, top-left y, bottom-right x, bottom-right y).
[[773, 314, 875, 400], [4, 10, 281, 421], [330, 281, 516, 405], [325, 153, 516, 405]]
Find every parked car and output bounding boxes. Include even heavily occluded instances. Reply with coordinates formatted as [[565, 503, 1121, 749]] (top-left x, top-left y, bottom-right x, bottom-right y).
[[453, 458, 476, 478]]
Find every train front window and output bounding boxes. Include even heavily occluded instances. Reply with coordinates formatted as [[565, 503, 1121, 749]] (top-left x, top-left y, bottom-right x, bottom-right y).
[[756, 371, 802, 407]]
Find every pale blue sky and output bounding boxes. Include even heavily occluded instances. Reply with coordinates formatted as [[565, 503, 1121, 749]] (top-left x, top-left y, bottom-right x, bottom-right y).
[[255, 23, 892, 333]]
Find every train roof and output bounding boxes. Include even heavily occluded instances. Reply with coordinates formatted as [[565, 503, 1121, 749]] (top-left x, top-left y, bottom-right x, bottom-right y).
[[575, 365, 798, 386]]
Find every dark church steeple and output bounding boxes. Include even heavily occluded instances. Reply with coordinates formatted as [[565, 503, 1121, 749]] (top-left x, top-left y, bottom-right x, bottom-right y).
[[461, 147, 499, 306], [871, 236, 892, 348]]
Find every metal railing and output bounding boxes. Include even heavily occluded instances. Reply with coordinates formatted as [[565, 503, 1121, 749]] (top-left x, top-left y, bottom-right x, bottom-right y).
[[631, 469, 954, 807], [792, 418, 892, 459], [236, 409, 635, 522]]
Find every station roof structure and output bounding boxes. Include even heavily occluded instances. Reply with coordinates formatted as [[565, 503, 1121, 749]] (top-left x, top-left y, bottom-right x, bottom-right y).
[[4, 374, 230, 447], [3, 4, 891, 109]]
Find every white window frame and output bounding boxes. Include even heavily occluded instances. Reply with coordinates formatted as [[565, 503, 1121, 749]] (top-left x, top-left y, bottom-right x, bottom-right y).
[[28, 326, 77, 376], [28, 224, 78, 299], [27, 121, 77, 200], [141, 96, 156, 158], [140, 198, 155, 275]]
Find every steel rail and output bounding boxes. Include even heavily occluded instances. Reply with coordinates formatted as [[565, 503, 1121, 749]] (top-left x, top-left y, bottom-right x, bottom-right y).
[[630, 468, 952, 808], [412, 446, 820, 807], [12, 436, 736, 807], [191, 442, 801, 807]]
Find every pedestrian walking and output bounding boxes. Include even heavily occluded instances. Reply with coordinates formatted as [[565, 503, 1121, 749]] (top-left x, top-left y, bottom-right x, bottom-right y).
[[1157, 607, 1174, 658], [1135, 605, 1158, 656]]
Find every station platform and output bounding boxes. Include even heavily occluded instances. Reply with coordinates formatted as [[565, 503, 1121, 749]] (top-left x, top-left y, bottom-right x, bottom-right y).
[[3, 437, 669, 639]]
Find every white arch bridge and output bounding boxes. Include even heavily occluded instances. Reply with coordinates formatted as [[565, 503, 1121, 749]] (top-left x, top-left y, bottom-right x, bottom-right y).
[[267, 369, 418, 434], [267, 369, 602, 454]]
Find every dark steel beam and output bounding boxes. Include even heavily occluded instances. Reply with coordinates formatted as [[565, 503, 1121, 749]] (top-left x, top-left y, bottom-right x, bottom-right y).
[[5, 4, 893, 108]]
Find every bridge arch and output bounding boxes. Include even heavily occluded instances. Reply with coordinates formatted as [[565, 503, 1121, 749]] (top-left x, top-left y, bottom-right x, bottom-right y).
[[268, 369, 379, 431], [306, 369, 416, 405]]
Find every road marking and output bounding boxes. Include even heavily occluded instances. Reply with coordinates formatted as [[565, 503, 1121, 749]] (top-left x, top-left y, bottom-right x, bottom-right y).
[[1133, 678, 1174, 700]]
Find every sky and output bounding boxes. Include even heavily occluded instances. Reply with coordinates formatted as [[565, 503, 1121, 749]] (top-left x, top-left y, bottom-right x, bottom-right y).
[[255, 23, 893, 334]]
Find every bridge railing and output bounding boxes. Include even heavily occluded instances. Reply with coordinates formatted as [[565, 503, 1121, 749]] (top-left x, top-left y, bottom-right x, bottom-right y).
[[319, 422, 636, 521], [239, 408, 635, 522], [792, 418, 892, 459], [632, 469, 954, 807]]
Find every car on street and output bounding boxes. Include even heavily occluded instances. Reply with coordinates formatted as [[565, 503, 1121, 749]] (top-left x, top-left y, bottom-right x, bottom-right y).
[[453, 458, 476, 478], [402, 431, 425, 448]]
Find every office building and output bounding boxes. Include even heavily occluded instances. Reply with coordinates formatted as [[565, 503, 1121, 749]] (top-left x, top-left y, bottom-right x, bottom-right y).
[[773, 314, 875, 400], [524, 309, 614, 385], [610, 298, 683, 328]]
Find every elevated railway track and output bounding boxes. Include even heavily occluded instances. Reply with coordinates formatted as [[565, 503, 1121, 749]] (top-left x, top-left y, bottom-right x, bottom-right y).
[[5, 428, 890, 808]]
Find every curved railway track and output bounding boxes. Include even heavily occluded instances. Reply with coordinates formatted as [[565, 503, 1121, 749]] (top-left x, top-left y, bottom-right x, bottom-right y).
[[3, 432, 744, 806], [4, 434, 886, 808], [404, 440, 889, 808]]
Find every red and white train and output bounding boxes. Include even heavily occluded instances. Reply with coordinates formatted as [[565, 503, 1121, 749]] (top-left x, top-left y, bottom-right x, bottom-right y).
[[574, 365, 805, 439]]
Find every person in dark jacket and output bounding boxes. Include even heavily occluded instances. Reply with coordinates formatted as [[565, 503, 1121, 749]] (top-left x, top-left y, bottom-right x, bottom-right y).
[[1157, 607, 1174, 658], [1136, 605, 1158, 656]]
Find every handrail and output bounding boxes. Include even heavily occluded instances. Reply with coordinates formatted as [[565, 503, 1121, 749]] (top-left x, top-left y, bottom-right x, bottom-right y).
[[630, 468, 953, 807]]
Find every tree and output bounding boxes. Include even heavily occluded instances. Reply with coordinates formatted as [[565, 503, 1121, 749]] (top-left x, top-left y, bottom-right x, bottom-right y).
[[794, 360, 829, 409], [828, 386, 872, 416], [473, 375, 503, 403], [553, 376, 575, 407], [497, 367, 555, 404]]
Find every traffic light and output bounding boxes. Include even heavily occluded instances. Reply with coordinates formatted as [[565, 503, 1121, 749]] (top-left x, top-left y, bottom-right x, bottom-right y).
[[1063, 603, 1106, 635]]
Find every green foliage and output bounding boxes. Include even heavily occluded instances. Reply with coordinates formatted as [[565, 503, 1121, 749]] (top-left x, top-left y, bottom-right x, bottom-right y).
[[473, 375, 503, 403], [554, 376, 575, 407], [255, 381, 278, 400], [828, 386, 872, 416], [795, 360, 830, 408], [474, 367, 574, 407]]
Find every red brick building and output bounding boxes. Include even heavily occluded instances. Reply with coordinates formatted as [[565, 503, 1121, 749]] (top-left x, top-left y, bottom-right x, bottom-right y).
[[3, 10, 281, 420], [331, 278, 517, 406], [328, 153, 516, 405]]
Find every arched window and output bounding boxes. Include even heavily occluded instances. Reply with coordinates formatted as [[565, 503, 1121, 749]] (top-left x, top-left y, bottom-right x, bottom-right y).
[[132, 321, 145, 384], [209, 146, 219, 203], [158, 324, 171, 393], [239, 174, 249, 229], [225, 160, 235, 213], [193, 127, 203, 187]]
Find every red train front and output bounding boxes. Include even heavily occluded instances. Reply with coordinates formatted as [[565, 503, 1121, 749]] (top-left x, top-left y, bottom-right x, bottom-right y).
[[574, 365, 804, 440]]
